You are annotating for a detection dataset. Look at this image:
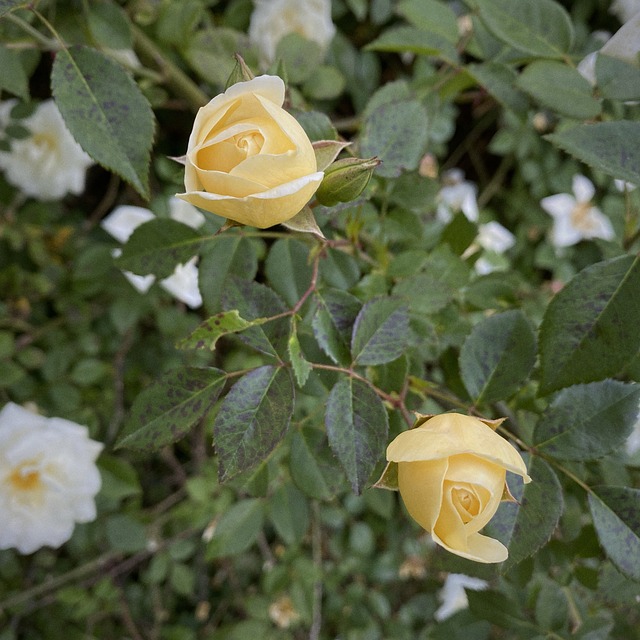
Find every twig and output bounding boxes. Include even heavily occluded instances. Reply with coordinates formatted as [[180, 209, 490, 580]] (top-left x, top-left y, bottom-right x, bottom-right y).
[[309, 501, 323, 640], [130, 23, 209, 112]]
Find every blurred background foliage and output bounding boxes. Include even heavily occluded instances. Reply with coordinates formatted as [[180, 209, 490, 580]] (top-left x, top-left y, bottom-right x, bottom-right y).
[[1, 0, 640, 638]]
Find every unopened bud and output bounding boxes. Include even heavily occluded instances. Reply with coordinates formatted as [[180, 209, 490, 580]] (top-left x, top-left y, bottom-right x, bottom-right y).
[[225, 54, 255, 89], [315, 157, 380, 206]]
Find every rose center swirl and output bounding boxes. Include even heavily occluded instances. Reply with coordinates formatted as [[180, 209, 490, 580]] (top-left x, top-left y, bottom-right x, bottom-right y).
[[451, 485, 481, 523], [234, 131, 264, 157], [8, 461, 43, 493]]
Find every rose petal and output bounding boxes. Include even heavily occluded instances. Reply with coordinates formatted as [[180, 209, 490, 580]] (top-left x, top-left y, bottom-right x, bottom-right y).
[[397, 458, 448, 533], [387, 414, 531, 482], [178, 171, 324, 228]]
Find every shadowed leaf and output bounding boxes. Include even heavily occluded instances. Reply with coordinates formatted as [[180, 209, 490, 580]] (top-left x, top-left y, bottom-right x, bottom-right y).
[[116, 367, 226, 451], [51, 46, 155, 199]]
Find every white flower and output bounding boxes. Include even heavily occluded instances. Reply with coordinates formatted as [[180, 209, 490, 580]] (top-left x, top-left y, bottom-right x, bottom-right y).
[[0, 100, 93, 200], [540, 175, 615, 248], [160, 256, 202, 308], [615, 179, 636, 192], [477, 221, 516, 253], [436, 169, 479, 223], [463, 221, 515, 275], [0, 403, 103, 554], [249, 0, 336, 65], [101, 204, 155, 243], [626, 403, 640, 457], [610, 0, 640, 23], [100, 199, 204, 308], [168, 196, 206, 229], [434, 573, 488, 622]]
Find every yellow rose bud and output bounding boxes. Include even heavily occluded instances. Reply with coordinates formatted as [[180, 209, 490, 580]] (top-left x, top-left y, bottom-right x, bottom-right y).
[[387, 413, 531, 563], [177, 75, 324, 229]]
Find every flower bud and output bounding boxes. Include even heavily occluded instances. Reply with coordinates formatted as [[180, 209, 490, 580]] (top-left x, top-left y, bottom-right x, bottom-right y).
[[315, 156, 379, 207]]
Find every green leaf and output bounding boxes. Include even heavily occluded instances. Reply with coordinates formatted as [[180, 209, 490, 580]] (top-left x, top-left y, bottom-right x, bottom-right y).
[[474, 0, 573, 59], [467, 590, 538, 632], [319, 249, 361, 290], [280, 205, 325, 239], [87, 1, 132, 50], [214, 366, 294, 482], [184, 27, 246, 87], [393, 244, 470, 314], [312, 288, 362, 365], [545, 121, 640, 185], [365, 26, 459, 63], [589, 486, 640, 581], [116, 367, 226, 451], [351, 296, 410, 366], [397, 0, 459, 43], [0, 45, 28, 100], [116, 219, 201, 278], [516, 60, 601, 119], [539, 255, 640, 394], [0, 0, 27, 17], [292, 109, 338, 142], [177, 310, 262, 351], [595, 54, 640, 102], [459, 310, 536, 404], [290, 425, 344, 500], [265, 239, 312, 308], [288, 326, 313, 388], [303, 65, 346, 101], [325, 377, 389, 494], [275, 32, 324, 84], [269, 483, 310, 545], [467, 62, 529, 116], [535, 579, 569, 632], [206, 499, 264, 559], [199, 236, 258, 314], [359, 98, 429, 178], [222, 276, 289, 358], [485, 455, 563, 572], [534, 381, 640, 460], [106, 514, 147, 553], [51, 46, 155, 199]]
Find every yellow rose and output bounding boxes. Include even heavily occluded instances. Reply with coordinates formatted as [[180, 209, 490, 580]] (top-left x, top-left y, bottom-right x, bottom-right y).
[[386, 413, 531, 563], [177, 75, 324, 229]]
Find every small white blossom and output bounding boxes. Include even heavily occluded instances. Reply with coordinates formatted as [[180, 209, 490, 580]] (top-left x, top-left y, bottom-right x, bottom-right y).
[[477, 221, 516, 253], [168, 196, 206, 229], [100, 200, 204, 308], [436, 169, 479, 223], [610, 0, 640, 23], [160, 257, 202, 308], [0, 403, 103, 554], [626, 403, 640, 457], [101, 205, 155, 243], [0, 100, 93, 200], [615, 179, 637, 192], [249, 0, 336, 65], [434, 573, 488, 621], [464, 222, 515, 275], [540, 175, 615, 248]]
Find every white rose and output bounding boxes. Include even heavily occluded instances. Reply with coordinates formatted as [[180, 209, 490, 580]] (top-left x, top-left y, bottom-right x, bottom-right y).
[[249, 0, 336, 65], [0, 403, 103, 554], [101, 201, 204, 307], [0, 100, 93, 201]]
